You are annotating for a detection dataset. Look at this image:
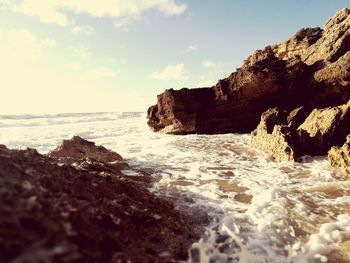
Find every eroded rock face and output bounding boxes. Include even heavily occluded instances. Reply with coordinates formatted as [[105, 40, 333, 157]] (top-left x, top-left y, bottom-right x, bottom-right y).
[[0, 137, 199, 263], [147, 8, 350, 135], [251, 101, 350, 161], [302, 8, 350, 65], [147, 88, 215, 134], [149, 53, 311, 134], [329, 135, 350, 177], [251, 108, 300, 162], [298, 100, 350, 155]]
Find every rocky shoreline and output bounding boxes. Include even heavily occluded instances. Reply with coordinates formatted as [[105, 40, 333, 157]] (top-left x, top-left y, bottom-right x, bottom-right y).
[[147, 8, 350, 176], [0, 136, 200, 263]]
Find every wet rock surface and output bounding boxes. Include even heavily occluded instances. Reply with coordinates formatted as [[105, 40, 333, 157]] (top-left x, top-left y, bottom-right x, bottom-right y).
[[147, 8, 350, 135], [0, 137, 200, 263]]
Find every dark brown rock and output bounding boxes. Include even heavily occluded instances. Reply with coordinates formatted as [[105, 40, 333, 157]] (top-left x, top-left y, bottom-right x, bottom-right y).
[[147, 8, 350, 135], [0, 138, 200, 263], [147, 88, 215, 134], [49, 136, 130, 173], [149, 54, 311, 134], [329, 135, 350, 177], [49, 135, 123, 163]]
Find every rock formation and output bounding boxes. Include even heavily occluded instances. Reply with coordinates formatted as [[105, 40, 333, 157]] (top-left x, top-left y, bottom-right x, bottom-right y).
[[147, 8, 350, 135], [298, 100, 350, 155], [329, 135, 350, 177], [0, 137, 199, 263], [251, 100, 350, 161], [250, 108, 300, 162]]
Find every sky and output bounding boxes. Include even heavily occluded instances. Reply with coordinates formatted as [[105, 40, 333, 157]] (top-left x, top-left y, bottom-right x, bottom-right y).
[[0, 0, 349, 114]]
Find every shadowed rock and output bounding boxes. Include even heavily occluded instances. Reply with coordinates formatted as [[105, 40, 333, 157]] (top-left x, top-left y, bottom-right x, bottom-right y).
[[0, 137, 200, 263], [49, 135, 124, 163]]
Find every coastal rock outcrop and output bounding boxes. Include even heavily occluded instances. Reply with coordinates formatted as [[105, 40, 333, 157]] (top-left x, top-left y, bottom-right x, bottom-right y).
[[49, 135, 124, 163], [251, 100, 350, 161], [0, 137, 199, 263], [250, 108, 300, 162], [147, 8, 350, 135], [329, 135, 350, 177], [298, 100, 350, 155]]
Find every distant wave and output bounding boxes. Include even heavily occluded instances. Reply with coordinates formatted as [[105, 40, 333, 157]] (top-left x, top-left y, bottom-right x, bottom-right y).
[[0, 112, 144, 128], [0, 112, 120, 120]]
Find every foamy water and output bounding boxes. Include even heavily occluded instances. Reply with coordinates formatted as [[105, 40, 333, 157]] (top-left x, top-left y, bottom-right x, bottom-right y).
[[1, 112, 349, 263]]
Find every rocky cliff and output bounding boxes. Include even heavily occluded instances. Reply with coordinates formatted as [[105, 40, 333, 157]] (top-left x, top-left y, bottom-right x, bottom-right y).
[[147, 8, 350, 135], [147, 8, 350, 175]]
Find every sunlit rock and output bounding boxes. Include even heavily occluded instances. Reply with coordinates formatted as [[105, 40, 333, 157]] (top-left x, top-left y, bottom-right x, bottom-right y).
[[298, 100, 350, 155], [251, 108, 301, 161], [329, 135, 350, 177], [148, 8, 350, 135]]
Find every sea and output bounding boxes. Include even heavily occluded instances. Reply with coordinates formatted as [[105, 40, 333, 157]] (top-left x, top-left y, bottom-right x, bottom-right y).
[[1, 111, 350, 263]]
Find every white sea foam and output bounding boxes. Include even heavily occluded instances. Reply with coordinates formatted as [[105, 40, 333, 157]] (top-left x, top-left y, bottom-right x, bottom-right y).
[[0, 112, 349, 262]]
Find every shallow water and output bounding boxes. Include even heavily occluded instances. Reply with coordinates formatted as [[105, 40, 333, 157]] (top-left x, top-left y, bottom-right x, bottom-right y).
[[1, 112, 349, 263]]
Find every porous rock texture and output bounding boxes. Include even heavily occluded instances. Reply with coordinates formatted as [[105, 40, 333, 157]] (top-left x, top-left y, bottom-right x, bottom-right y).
[[250, 108, 301, 162], [251, 100, 350, 161], [147, 8, 350, 135], [298, 100, 350, 155], [329, 135, 350, 177], [0, 137, 199, 263]]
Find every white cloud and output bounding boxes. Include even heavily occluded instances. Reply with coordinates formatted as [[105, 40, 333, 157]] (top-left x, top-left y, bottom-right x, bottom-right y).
[[84, 67, 117, 80], [0, 26, 147, 114], [185, 44, 198, 52], [197, 76, 215, 87], [64, 62, 80, 71], [150, 63, 188, 81], [71, 26, 95, 35], [3, 28, 40, 58], [3, 0, 186, 26], [8, 0, 69, 26], [113, 18, 134, 32], [69, 45, 90, 59], [201, 59, 221, 68], [41, 38, 57, 48]]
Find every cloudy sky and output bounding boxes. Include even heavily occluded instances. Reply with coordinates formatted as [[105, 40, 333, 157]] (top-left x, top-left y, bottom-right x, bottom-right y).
[[0, 0, 348, 113]]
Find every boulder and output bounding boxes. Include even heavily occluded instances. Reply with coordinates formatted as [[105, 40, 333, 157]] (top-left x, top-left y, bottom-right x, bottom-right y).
[[147, 88, 215, 134], [328, 135, 350, 177], [298, 100, 350, 155], [252, 100, 350, 161], [147, 8, 350, 135], [251, 108, 301, 162], [49, 135, 124, 163]]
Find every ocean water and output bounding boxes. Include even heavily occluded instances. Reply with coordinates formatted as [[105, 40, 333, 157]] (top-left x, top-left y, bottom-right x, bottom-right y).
[[1, 112, 350, 263]]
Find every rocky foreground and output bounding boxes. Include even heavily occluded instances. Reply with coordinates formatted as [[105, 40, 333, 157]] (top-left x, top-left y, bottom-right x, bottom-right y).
[[147, 8, 350, 176], [0, 136, 200, 263]]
